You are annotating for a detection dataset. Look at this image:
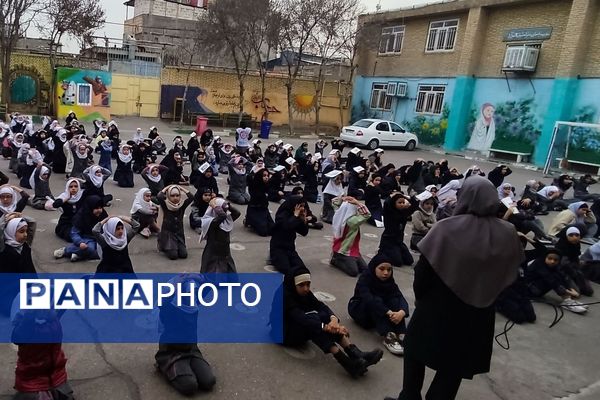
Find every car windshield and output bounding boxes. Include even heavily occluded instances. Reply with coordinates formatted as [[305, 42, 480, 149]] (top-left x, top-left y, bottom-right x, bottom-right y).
[[351, 120, 374, 128]]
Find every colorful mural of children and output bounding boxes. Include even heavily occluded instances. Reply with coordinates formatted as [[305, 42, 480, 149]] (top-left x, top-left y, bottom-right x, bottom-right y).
[[467, 103, 496, 152]]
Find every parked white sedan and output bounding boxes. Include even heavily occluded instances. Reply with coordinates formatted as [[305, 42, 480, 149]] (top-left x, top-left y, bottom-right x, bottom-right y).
[[339, 119, 419, 151]]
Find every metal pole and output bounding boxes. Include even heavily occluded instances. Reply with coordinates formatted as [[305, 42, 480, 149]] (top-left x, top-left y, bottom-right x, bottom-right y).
[[543, 121, 559, 175]]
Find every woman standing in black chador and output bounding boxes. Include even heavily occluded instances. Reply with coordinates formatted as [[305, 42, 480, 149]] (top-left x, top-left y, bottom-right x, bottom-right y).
[[269, 195, 309, 274], [385, 176, 524, 400]]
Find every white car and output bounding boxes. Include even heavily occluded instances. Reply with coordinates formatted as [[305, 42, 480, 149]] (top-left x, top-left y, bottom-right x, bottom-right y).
[[339, 119, 419, 151]]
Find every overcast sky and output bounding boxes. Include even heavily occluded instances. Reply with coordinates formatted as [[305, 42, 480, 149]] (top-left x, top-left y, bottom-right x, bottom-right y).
[[53, 0, 435, 53]]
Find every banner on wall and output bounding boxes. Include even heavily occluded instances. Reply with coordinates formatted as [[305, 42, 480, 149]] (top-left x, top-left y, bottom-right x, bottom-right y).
[[56, 68, 112, 122]]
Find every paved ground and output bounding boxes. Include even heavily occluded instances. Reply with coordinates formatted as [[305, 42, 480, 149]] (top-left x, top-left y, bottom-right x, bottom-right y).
[[0, 117, 599, 400]]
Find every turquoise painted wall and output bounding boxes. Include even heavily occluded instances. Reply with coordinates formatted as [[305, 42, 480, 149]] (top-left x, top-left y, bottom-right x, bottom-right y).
[[352, 74, 600, 165], [351, 76, 456, 145]]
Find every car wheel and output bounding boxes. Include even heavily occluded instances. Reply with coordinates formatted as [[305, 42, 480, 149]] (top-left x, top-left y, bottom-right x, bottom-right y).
[[405, 140, 416, 151], [367, 139, 379, 150]]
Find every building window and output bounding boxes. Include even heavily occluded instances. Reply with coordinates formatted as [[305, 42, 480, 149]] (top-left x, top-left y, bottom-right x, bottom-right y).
[[415, 85, 445, 115], [426, 19, 459, 52], [370, 83, 393, 111], [77, 84, 92, 106], [379, 26, 405, 54]]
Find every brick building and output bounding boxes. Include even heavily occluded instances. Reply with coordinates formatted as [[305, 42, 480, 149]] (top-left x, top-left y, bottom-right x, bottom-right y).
[[353, 0, 600, 167]]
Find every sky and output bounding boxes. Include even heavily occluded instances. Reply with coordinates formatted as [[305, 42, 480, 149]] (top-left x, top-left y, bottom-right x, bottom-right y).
[[53, 0, 435, 53]]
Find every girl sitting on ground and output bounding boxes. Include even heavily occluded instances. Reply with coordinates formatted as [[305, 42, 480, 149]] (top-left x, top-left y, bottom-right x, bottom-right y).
[[53, 195, 108, 262], [555, 226, 594, 297], [245, 168, 274, 237], [155, 276, 216, 396], [83, 165, 113, 206], [283, 268, 383, 378], [52, 179, 85, 241], [330, 197, 370, 277], [524, 247, 588, 314], [410, 195, 437, 251], [269, 196, 309, 274], [189, 188, 214, 233], [549, 201, 597, 239], [157, 185, 194, 260], [141, 164, 169, 197], [29, 164, 55, 210], [93, 216, 140, 273], [348, 253, 410, 356], [130, 188, 160, 238], [267, 166, 287, 202], [364, 174, 384, 226], [227, 155, 251, 205], [114, 144, 134, 188], [200, 198, 240, 274], [321, 170, 345, 224], [0, 185, 29, 218]]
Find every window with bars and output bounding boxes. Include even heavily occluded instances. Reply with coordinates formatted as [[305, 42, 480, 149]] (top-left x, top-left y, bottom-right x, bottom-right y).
[[370, 83, 393, 111], [415, 85, 445, 115], [379, 26, 405, 54], [426, 19, 459, 52]]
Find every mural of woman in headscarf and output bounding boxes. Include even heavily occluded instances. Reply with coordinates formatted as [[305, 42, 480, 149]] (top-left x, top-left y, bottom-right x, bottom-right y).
[[467, 103, 496, 152]]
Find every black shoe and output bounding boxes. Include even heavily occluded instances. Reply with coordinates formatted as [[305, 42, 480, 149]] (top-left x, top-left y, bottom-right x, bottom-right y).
[[333, 350, 367, 378], [346, 344, 383, 367]]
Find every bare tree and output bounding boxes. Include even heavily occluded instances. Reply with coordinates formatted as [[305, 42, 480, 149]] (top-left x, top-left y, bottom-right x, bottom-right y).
[[247, 0, 281, 122], [277, 0, 326, 135], [338, 21, 380, 126], [202, 0, 262, 123], [36, 0, 105, 114], [309, 0, 362, 134], [0, 0, 38, 108]]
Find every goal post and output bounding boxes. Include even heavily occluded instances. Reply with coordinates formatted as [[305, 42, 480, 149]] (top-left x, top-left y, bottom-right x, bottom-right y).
[[543, 121, 600, 175]]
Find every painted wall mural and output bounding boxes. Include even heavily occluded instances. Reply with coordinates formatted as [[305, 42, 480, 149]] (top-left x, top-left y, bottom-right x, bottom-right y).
[[566, 105, 600, 164], [467, 98, 542, 154], [403, 105, 450, 146], [56, 67, 112, 121]]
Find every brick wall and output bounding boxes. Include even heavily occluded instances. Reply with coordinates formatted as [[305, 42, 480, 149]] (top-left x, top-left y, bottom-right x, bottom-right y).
[[161, 67, 349, 128], [358, 12, 468, 78], [476, 0, 571, 78]]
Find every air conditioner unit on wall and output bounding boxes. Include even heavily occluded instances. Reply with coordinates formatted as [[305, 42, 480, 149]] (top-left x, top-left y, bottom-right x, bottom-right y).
[[502, 45, 540, 72], [396, 82, 408, 97], [387, 82, 397, 96]]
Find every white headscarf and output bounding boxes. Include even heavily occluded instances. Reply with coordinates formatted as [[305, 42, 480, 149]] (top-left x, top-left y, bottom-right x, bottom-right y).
[[437, 179, 462, 204], [133, 128, 144, 143], [118, 145, 132, 163], [88, 166, 105, 188], [18, 143, 30, 158], [332, 202, 358, 239], [59, 178, 84, 204], [537, 185, 559, 199], [57, 128, 67, 142], [323, 175, 344, 197], [76, 144, 89, 159], [130, 188, 156, 215], [29, 165, 50, 190], [12, 133, 24, 148], [146, 165, 162, 183], [497, 182, 514, 200], [0, 186, 18, 214], [4, 218, 27, 251], [200, 198, 234, 241], [102, 217, 127, 251]]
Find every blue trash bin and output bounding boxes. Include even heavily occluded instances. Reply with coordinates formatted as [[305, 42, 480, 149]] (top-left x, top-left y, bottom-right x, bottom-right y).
[[260, 120, 272, 139]]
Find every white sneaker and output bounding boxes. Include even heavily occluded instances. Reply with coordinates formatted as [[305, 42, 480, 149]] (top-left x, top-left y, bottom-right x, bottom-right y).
[[53, 247, 65, 259], [383, 332, 404, 356], [70, 253, 80, 262], [140, 227, 151, 238], [561, 298, 588, 314]]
